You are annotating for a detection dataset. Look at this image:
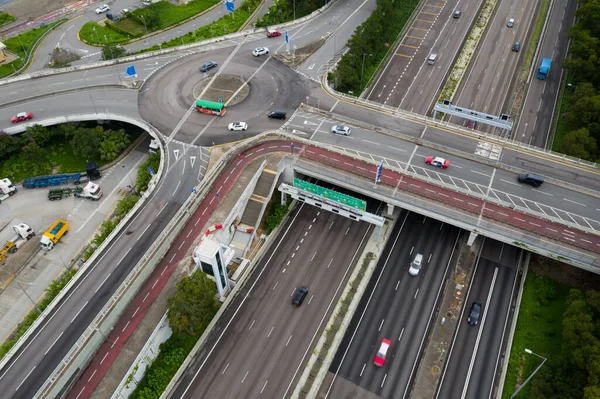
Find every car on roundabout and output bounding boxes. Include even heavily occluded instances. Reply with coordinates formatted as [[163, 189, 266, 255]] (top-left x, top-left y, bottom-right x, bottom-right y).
[[253, 47, 270, 56], [200, 61, 218, 72], [11, 112, 32, 123], [331, 125, 351, 135], [228, 122, 248, 131], [425, 156, 450, 168], [267, 29, 281, 38], [95, 4, 110, 14], [374, 338, 392, 367]]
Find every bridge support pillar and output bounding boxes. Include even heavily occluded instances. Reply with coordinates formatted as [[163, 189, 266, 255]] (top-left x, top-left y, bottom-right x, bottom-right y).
[[387, 203, 394, 215], [467, 231, 478, 246]]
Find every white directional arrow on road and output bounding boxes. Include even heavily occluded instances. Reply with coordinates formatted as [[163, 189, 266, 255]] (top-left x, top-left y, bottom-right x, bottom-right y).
[[307, 63, 315, 70], [304, 120, 318, 126], [173, 149, 180, 160], [190, 156, 196, 168]]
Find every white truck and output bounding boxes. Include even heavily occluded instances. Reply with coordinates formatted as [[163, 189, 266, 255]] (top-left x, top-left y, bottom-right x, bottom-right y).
[[0, 178, 17, 204], [0, 223, 35, 263]]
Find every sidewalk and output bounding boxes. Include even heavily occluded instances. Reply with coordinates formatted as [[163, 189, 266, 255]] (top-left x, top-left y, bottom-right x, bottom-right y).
[[72, 152, 281, 398]]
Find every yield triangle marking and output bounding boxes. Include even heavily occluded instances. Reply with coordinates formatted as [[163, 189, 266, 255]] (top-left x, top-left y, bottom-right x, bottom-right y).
[[173, 149, 180, 160], [190, 156, 196, 168]]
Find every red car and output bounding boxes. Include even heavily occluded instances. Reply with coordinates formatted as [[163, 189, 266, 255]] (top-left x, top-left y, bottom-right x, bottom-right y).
[[425, 156, 450, 169], [11, 111, 32, 123], [374, 338, 391, 367], [267, 29, 281, 38], [467, 120, 477, 130]]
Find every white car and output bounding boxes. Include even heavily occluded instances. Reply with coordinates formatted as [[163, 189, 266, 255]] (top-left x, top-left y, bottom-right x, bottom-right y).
[[121, 8, 130, 13], [95, 4, 110, 14], [252, 47, 269, 57], [228, 122, 248, 131], [331, 125, 351, 135]]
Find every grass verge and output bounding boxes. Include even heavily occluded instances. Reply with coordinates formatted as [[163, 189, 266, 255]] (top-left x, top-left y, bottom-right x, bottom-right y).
[[137, 0, 261, 54], [79, 0, 220, 45], [0, 268, 78, 360], [79, 21, 131, 45], [0, 20, 65, 79], [501, 271, 569, 399], [550, 86, 575, 152], [0, 12, 16, 27]]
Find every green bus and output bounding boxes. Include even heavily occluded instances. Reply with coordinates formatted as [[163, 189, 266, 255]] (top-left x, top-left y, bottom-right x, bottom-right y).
[[195, 99, 226, 116]]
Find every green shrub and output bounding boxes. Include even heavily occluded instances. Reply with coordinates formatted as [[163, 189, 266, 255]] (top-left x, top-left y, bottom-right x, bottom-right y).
[[534, 274, 557, 306], [264, 197, 291, 233], [0, 12, 16, 27], [78, 21, 130, 45], [137, 152, 161, 193]]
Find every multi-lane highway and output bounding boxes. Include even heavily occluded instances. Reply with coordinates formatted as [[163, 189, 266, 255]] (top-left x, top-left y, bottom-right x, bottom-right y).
[[436, 239, 520, 399], [0, 0, 591, 396], [172, 196, 379, 398], [325, 212, 460, 398]]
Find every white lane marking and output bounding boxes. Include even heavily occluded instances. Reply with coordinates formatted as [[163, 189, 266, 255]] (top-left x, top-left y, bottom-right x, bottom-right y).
[[95, 273, 111, 293], [71, 301, 89, 323], [563, 198, 586, 207], [15, 366, 36, 391], [44, 332, 64, 356]]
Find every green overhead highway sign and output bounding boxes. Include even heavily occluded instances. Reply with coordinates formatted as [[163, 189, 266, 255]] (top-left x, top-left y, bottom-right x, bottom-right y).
[[293, 179, 366, 211]]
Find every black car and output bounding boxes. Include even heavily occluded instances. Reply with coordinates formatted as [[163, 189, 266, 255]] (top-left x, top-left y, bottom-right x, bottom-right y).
[[292, 287, 308, 306], [453, 10, 461, 18], [468, 301, 482, 325], [106, 12, 120, 21], [268, 110, 287, 119], [512, 42, 521, 52], [200, 61, 217, 72]]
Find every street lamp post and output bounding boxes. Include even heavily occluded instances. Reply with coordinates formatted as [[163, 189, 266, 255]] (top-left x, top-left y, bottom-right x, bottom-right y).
[[16, 281, 42, 314], [141, 15, 148, 34], [361, 53, 373, 89], [510, 349, 547, 399]]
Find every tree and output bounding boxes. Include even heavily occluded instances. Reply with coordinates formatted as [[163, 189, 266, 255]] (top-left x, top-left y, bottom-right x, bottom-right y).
[[101, 45, 128, 61], [560, 128, 598, 160], [21, 140, 49, 174], [0, 134, 21, 159], [167, 271, 219, 336], [70, 127, 102, 160], [99, 129, 130, 161], [24, 124, 52, 146]]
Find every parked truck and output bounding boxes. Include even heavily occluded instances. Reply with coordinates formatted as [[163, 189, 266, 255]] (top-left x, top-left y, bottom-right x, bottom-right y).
[[48, 182, 103, 201], [0, 223, 35, 264], [40, 219, 69, 251], [0, 178, 17, 204], [537, 58, 552, 80], [23, 163, 101, 189]]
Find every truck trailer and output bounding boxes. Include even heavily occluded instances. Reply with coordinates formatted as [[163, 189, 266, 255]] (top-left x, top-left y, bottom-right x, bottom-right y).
[[537, 58, 552, 80], [48, 182, 103, 201], [40, 219, 70, 251]]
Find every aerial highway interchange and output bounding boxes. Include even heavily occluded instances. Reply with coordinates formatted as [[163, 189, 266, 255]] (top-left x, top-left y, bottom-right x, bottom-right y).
[[0, 0, 595, 397]]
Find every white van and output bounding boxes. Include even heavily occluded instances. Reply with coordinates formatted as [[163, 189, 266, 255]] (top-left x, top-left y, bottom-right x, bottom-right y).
[[409, 253, 424, 276], [427, 54, 437, 65]]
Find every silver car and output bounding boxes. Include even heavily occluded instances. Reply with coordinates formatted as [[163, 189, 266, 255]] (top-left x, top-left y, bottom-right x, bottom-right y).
[[331, 125, 351, 135]]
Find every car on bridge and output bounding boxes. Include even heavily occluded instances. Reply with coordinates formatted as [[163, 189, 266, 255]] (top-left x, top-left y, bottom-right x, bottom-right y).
[[467, 120, 477, 130], [374, 338, 392, 367], [267, 29, 281, 38], [253, 47, 270, 57], [95, 4, 110, 14], [425, 156, 450, 168], [228, 122, 248, 131], [11, 111, 32, 123]]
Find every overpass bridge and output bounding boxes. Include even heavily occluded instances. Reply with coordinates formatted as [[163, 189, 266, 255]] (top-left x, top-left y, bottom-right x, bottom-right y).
[[267, 134, 600, 273]]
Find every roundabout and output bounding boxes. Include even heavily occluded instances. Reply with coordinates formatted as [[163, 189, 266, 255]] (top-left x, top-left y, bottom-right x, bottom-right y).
[[137, 48, 318, 146]]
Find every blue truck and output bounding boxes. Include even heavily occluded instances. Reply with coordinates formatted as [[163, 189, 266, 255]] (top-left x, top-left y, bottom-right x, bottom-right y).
[[537, 58, 552, 80]]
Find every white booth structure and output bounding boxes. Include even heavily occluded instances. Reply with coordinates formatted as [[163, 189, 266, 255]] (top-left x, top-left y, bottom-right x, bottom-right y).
[[193, 239, 235, 298]]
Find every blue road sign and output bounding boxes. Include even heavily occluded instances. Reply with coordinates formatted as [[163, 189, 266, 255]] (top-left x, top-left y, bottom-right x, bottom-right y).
[[216, 193, 220, 197], [147, 167, 155, 175], [226, 1, 234, 11], [376, 160, 383, 183], [126, 65, 136, 77], [285, 31, 289, 43]]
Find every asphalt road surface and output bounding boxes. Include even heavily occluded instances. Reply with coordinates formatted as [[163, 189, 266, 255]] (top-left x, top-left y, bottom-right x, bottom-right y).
[[324, 212, 460, 399], [436, 239, 520, 399], [366, 0, 481, 113], [449, 0, 539, 130], [515, 0, 577, 147], [172, 198, 379, 398]]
